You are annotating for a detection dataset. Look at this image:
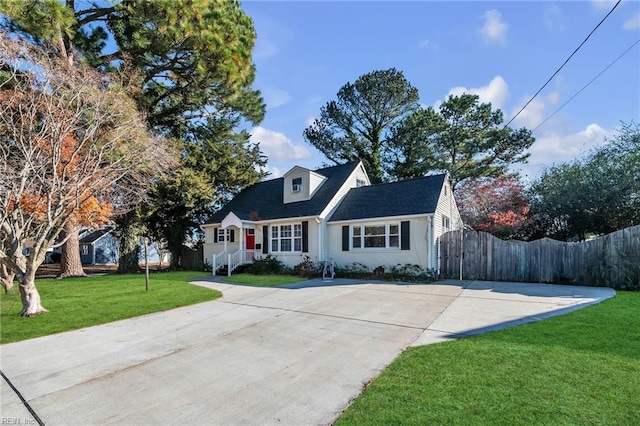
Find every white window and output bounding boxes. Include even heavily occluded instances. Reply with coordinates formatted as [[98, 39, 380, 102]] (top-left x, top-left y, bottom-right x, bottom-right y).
[[217, 228, 234, 242], [356, 179, 366, 187], [81, 244, 89, 255], [352, 226, 362, 248], [389, 224, 399, 248], [271, 224, 302, 252], [292, 177, 302, 192], [442, 215, 451, 231], [351, 223, 400, 249], [271, 226, 279, 252], [364, 225, 386, 248], [293, 224, 302, 252]]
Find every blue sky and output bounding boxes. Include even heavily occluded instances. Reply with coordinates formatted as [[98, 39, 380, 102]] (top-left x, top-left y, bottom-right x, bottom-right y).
[[242, 0, 640, 181]]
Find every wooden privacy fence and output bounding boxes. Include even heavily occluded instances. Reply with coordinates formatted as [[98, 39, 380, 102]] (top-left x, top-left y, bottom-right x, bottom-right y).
[[439, 225, 640, 287]]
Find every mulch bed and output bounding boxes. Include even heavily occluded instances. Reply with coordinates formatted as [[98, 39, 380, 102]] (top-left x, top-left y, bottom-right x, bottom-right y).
[[36, 264, 119, 278]]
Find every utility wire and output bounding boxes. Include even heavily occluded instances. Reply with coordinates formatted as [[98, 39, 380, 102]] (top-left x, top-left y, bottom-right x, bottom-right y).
[[533, 38, 640, 132], [506, 0, 622, 127]]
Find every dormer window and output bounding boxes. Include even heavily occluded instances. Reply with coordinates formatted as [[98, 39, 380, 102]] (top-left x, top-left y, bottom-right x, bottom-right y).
[[292, 177, 302, 193]]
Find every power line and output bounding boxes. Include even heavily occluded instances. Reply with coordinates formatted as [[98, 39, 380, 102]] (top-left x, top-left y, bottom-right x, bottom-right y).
[[506, 0, 622, 128], [533, 38, 640, 133]]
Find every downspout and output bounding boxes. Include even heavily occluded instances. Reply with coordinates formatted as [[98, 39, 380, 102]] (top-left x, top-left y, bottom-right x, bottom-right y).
[[426, 215, 432, 269], [316, 217, 323, 262]]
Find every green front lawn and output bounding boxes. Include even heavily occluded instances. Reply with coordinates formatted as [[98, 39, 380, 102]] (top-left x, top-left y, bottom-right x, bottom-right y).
[[0, 271, 220, 344], [336, 292, 640, 425], [223, 273, 306, 287]]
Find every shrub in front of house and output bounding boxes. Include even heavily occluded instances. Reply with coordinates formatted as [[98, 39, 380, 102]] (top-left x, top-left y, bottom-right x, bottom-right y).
[[293, 256, 322, 278], [334, 262, 436, 283], [335, 262, 371, 279], [388, 264, 437, 283], [245, 254, 291, 275]]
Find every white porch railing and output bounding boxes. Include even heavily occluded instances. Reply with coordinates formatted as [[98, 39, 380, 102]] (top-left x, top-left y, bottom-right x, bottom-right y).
[[243, 249, 257, 264], [213, 250, 259, 276], [227, 249, 242, 277], [212, 251, 227, 276]]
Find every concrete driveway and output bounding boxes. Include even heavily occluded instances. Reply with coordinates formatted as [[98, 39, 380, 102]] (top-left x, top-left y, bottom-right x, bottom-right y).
[[1, 278, 613, 425]]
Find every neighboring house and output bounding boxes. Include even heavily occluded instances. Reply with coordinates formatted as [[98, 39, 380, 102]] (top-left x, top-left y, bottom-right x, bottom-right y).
[[202, 161, 462, 275], [79, 228, 119, 265]]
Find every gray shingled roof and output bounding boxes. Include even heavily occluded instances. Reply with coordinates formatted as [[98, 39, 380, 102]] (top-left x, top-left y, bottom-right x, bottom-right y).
[[328, 174, 446, 222], [79, 228, 114, 244], [206, 162, 360, 224]]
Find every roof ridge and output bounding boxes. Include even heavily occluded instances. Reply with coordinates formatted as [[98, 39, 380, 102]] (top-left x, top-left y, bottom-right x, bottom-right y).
[[357, 173, 446, 188]]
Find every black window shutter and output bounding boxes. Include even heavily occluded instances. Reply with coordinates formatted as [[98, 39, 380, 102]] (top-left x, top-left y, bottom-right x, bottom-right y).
[[302, 221, 309, 253], [401, 221, 410, 250], [213, 228, 218, 243], [229, 229, 235, 243], [342, 226, 349, 251], [262, 226, 269, 254]]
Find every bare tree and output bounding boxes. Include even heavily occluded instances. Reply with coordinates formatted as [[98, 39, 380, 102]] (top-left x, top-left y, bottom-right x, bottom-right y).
[[0, 33, 176, 316], [1, 262, 15, 293]]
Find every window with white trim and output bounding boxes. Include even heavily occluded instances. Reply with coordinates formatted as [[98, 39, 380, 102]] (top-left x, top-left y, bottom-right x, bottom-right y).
[[356, 179, 366, 187], [442, 215, 451, 231], [351, 223, 400, 249], [217, 228, 234, 242], [292, 177, 302, 192], [271, 224, 302, 252], [81, 244, 89, 255]]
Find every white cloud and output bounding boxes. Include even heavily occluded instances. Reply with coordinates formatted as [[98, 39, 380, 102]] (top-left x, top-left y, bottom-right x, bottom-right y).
[[591, 0, 618, 11], [418, 39, 438, 49], [480, 10, 508, 46], [262, 87, 291, 109], [262, 165, 282, 179], [254, 38, 278, 60], [544, 4, 565, 30], [250, 126, 311, 162], [623, 14, 640, 30], [514, 124, 612, 179], [305, 116, 316, 127], [445, 75, 510, 109], [510, 91, 561, 129]]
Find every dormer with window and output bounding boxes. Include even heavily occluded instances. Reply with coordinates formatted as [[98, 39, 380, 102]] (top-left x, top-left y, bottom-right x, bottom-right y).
[[283, 166, 327, 203]]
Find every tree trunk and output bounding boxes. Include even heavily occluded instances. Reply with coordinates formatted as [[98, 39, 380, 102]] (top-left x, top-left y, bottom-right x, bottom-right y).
[[1, 263, 15, 293], [19, 270, 47, 316], [59, 220, 86, 277], [118, 233, 140, 273]]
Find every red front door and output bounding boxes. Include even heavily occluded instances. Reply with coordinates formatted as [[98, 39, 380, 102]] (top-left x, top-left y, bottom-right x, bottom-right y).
[[245, 229, 255, 250]]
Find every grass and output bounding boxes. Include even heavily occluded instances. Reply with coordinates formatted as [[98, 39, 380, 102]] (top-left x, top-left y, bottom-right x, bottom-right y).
[[336, 292, 640, 425], [0, 271, 221, 344], [223, 273, 306, 287]]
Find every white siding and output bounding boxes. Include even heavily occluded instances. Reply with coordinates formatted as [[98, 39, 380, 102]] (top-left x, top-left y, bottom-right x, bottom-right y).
[[434, 178, 462, 237], [282, 166, 327, 204], [202, 224, 241, 267], [308, 171, 326, 197], [433, 177, 462, 269], [327, 217, 430, 270]]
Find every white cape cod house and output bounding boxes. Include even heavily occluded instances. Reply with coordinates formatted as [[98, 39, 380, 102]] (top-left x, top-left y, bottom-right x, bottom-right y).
[[202, 161, 462, 275]]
